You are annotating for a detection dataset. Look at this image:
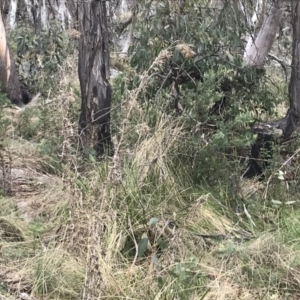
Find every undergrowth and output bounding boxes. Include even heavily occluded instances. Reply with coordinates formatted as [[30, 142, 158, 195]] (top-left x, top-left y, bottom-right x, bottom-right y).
[[1, 38, 300, 300]]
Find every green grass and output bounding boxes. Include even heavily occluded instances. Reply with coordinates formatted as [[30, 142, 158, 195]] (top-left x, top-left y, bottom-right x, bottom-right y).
[[1, 52, 300, 300]]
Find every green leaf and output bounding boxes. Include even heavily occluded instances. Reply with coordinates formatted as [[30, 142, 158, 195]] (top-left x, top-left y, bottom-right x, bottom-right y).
[[149, 217, 159, 226], [138, 238, 149, 257], [271, 200, 282, 206], [120, 81, 125, 95], [278, 170, 285, 181], [285, 201, 296, 205], [214, 131, 225, 140], [157, 276, 164, 287], [156, 238, 168, 250], [133, 75, 140, 88]]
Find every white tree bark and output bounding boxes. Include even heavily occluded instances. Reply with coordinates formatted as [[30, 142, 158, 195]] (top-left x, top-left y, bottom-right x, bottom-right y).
[[58, 1, 65, 25], [30, 0, 48, 32], [114, 0, 135, 57], [240, 0, 264, 27], [251, 0, 263, 24], [244, 4, 282, 67], [112, 0, 130, 19], [57, 0, 72, 29], [120, 0, 129, 13], [8, 0, 18, 30], [41, 0, 48, 30], [6, 0, 62, 30], [47, 0, 72, 29], [66, 9, 72, 28], [0, 11, 12, 84], [120, 20, 134, 56], [23, 0, 31, 15], [0, 9, 25, 106], [242, 0, 265, 59]]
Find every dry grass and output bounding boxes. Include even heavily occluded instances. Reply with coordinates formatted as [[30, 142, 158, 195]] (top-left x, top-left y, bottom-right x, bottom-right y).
[[0, 51, 300, 300], [132, 117, 183, 184]]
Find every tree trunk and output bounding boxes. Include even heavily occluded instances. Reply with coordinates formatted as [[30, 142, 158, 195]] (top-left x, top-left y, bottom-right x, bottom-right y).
[[31, 0, 41, 33], [1, 0, 9, 26], [0, 7, 27, 106], [40, 0, 47, 30], [65, 0, 77, 25], [113, 0, 136, 57], [57, 0, 70, 29], [244, 3, 282, 66], [16, 0, 33, 24], [7, 0, 17, 30], [30, 0, 47, 33], [244, 0, 300, 178], [242, 0, 265, 59], [78, 0, 112, 157], [284, 0, 300, 138], [23, 0, 32, 20]]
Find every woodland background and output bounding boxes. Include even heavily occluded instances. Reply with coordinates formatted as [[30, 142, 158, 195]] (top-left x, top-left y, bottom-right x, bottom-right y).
[[1, 1, 300, 299]]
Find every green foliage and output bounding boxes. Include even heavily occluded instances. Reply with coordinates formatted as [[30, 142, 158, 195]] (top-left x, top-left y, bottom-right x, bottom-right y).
[[157, 256, 207, 299], [112, 0, 285, 165], [137, 237, 149, 257], [16, 106, 40, 139], [0, 93, 10, 107], [29, 221, 46, 238], [9, 21, 74, 97], [15, 105, 64, 173]]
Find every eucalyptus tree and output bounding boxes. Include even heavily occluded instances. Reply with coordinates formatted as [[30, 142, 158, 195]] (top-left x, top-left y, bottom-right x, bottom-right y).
[[243, 0, 282, 66], [6, 0, 17, 29], [77, 0, 112, 156], [2, 0, 72, 32], [0, 5, 28, 106], [245, 0, 300, 176], [111, 0, 137, 57]]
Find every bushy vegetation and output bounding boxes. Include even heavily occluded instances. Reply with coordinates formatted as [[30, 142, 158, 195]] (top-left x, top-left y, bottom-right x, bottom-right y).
[[1, 1, 300, 299], [9, 20, 76, 98]]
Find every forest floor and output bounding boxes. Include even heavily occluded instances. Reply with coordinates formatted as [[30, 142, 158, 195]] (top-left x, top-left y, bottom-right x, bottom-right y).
[[1, 56, 300, 300]]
